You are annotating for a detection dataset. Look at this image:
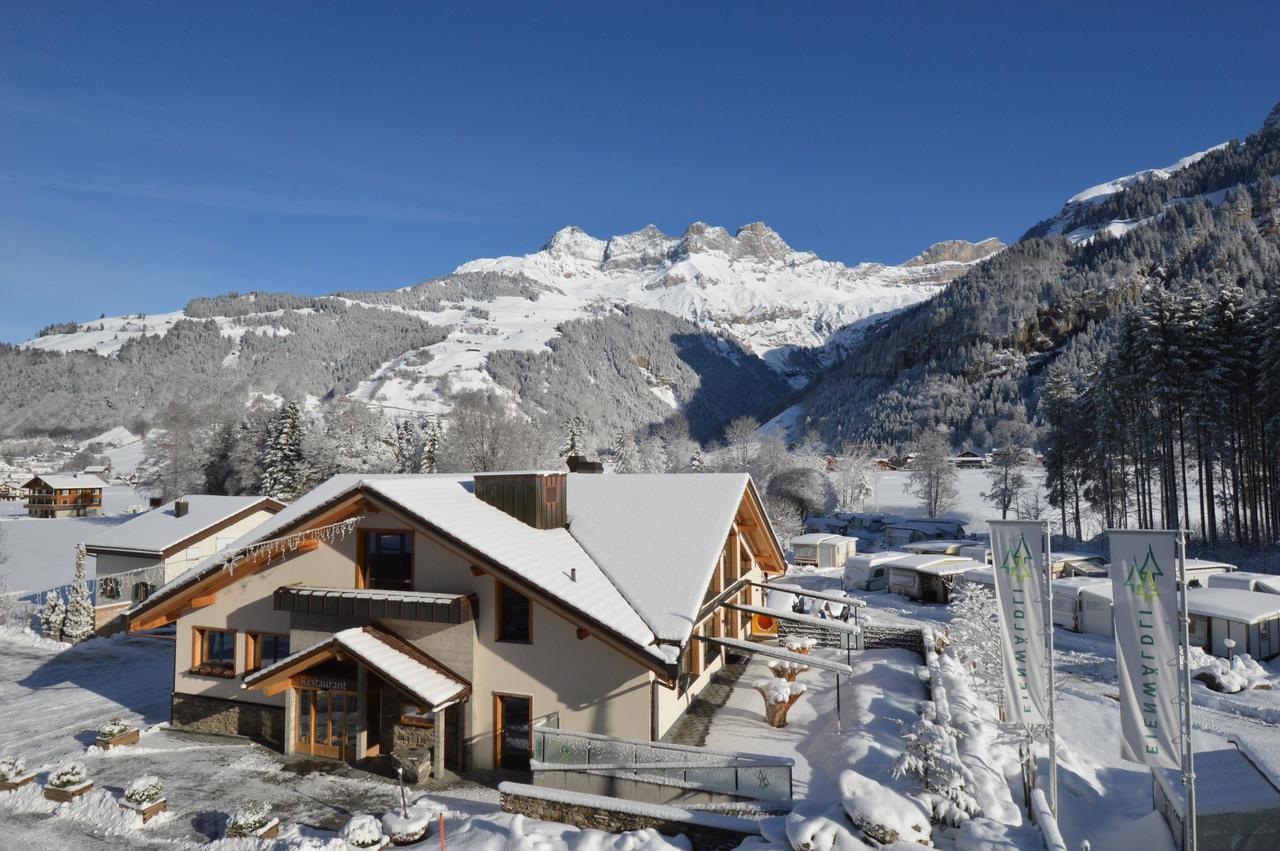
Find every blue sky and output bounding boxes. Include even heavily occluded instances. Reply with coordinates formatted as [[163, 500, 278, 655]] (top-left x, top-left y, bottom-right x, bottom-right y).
[[3, 2, 1278, 342]]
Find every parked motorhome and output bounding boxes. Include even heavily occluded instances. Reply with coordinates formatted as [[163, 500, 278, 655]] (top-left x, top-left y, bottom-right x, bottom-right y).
[[1051, 577, 1111, 632], [841, 551, 908, 592], [1078, 584, 1115, 636], [125, 470, 785, 777], [959, 545, 992, 564], [790, 533, 856, 568], [883, 519, 967, 548], [961, 566, 994, 588], [889, 555, 984, 604], [1208, 571, 1280, 595], [1049, 552, 1108, 578], [1153, 743, 1280, 851], [1187, 588, 1280, 661]]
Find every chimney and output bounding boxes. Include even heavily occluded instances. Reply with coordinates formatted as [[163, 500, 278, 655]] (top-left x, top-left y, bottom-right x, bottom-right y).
[[149, 497, 163, 509], [566, 455, 604, 474], [174, 499, 189, 518], [473, 472, 566, 529]]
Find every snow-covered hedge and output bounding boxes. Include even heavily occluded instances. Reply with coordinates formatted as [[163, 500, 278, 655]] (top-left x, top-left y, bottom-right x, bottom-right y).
[[97, 717, 132, 739], [48, 761, 88, 789], [0, 755, 27, 782], [228, 801, 272, 833], [340, 813, 386, 848], [124, 776, 163, 805]]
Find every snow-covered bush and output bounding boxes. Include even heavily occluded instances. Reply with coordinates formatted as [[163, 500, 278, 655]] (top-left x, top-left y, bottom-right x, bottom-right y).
[[48, 761, 88, 789], [945, 582, 1003, 708], [0, 756, 28, 782], [892, 707, 981, 826], [97, 717, 132, 739], [124, 775, 164, 805], [41, 593, 66, 641], [227, 801, 272, 833], [840, 769, 931, 846], [1190, 646, 1271, 693], [340, 813, 386, 848]]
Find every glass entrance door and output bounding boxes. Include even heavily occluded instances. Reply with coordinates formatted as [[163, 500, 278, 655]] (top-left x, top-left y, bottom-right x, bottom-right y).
[[295, 689, 359, 760]]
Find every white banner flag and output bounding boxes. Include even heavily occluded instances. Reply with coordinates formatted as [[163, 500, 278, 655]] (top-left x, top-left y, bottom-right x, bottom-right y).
[[1108, 530, 1182, 769], [990, 520, 1050, 725]]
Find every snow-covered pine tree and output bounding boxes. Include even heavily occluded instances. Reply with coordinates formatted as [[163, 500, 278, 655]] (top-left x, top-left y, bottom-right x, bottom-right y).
[[420, 415, 443, 474], [610, 429, 636, 473], [63, 543, 95, 643], [42, 592, 66, 641], [946, 582, 1003, 709], [559, 416, 586, 458], [688, 445, 705, 472], [393, 418, 422, 473], [891, 708, 981, 826], [260, 400, 307, 500]]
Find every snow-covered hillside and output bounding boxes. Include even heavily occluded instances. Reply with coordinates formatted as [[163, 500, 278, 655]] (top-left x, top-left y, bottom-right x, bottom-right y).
[[17, 223, 1003, 424]]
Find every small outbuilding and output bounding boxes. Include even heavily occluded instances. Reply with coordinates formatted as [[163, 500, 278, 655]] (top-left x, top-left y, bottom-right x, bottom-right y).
[[1186, 588, 1280, 661], [888, 555, 984, 604], [1153, 741, 1280, 851], [789, 533, 856, 568]]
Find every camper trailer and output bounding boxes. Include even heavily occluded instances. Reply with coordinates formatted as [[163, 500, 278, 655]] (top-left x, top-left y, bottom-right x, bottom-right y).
[[1208, 571, 1280, 595], [1180, 558, 1235, 588], [1187, 588, 1280, 661], [790, 533, 857, 568], [961, 566, 994, 588], [1154, 742, 1280, 851], [1050, 552, 1109, 578], [1078, 584, 1115, 636], [888, 555, 984, 604], [959, 544, 992, 564], [1051, 576, 1111, 632], [882, 519, 966, 547], [841, 551, 908, 592], [903, 540, 970, 556]]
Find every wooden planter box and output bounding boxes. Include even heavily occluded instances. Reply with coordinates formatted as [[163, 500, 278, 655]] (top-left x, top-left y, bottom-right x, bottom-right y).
[[227, 818, 280, 840], [95, 728, 140, 750], [122, 797, 167, 823], [0, 772, 36, 792], [44, 780, 93, 802]]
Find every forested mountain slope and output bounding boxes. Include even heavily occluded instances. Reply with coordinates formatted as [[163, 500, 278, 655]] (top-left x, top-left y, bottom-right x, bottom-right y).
[[799, 104, 1280, 452]]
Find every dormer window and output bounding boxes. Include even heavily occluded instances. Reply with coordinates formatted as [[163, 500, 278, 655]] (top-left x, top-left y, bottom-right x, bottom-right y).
[[360, 531, 413, 591]]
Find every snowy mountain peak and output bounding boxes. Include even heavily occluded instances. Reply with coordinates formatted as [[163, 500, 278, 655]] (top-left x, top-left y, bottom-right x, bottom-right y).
[[733, 221, 792, 264], [902, 238, 1005, 267], [542, 226, 606, 262]]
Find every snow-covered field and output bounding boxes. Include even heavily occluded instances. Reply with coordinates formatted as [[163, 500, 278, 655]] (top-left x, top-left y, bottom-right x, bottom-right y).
[[866, 469, 1048, 537], [0, 487, 146, 595]]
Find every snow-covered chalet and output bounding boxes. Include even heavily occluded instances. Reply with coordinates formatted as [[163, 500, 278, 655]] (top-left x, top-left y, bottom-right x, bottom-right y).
[[126, 470, 784, 780]]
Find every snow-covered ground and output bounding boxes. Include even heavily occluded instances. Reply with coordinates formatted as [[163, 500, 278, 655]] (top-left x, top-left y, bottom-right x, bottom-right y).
[[866, 468, 1048, 537], [0, 486, 146, 595], [0, 628, 688, 850]]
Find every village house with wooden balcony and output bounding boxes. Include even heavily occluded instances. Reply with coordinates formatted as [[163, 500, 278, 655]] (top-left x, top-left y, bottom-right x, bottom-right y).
[[22, 473, 107, 518], [125, 470, 784, 783]]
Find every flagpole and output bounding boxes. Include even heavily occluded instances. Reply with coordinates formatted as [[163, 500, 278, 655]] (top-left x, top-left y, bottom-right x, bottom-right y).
[[1043, 520, 1058, 817], [1176, 530, 1197, 851]]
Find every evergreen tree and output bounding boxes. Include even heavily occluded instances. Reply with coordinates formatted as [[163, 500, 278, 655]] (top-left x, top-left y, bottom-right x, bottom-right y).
[[41, 592, 66, 642], [610, 429, 636, 473], [559, 416, 587, 458], [259, 401, 307, 500], [688, 445, 705, 472], [420, 415, 443, 474], [393, 418, 423, 474], [892, 706, 981, 826], [63, 543, 95, 643]]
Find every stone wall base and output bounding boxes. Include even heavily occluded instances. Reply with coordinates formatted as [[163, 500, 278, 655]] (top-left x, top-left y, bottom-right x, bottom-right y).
[[862, 625, 926, 656], [170, 693, 285, 748]]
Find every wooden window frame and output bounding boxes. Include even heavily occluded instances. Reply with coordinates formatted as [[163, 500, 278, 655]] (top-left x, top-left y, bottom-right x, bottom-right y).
[[492, 691, 533, 770], [494, 580, 533, 644], [190, 626, 237, 679], [244, 631, 290, 674], [356, 528, 414, 591]]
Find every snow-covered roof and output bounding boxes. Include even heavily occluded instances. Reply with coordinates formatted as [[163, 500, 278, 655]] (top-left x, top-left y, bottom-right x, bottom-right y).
[[565, 473, 757, 645], [1208, 571, 1280, 594], [963, 567, 994, 584], [885, 519, 965, 532], [25, 473, 107, 490], [1079, 584, 1115, 603], [790, 533, 837, 546], [1050, 551, 1105, 564], [903, 540, 970, 554], [1230, 732, 1280, 790], [1052, 576, 1110, 593], [1186, 588, 1280, 624], [1154, 747, 1280, 816], [914, 558, 985, 577], [82, 495, 281, 556], [1183, 558, 1236, 572], [848, 550, 913, 567], [886, 553, 974, 571], [243, 627, 468, 708]]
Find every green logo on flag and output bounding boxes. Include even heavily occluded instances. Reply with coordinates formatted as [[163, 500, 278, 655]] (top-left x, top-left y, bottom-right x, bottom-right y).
[[998, 534, 1033, 583], [1123, 545, 1164, 604]]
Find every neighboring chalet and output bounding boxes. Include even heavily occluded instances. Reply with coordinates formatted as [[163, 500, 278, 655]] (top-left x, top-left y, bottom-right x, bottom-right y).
[[0, 481, 25, 502], [947, 450, 987, 469], [23, 473, 107, 518], [125, 471, 783, 781], [83, 463, 112, 478], [84, 495, 285, 631]]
